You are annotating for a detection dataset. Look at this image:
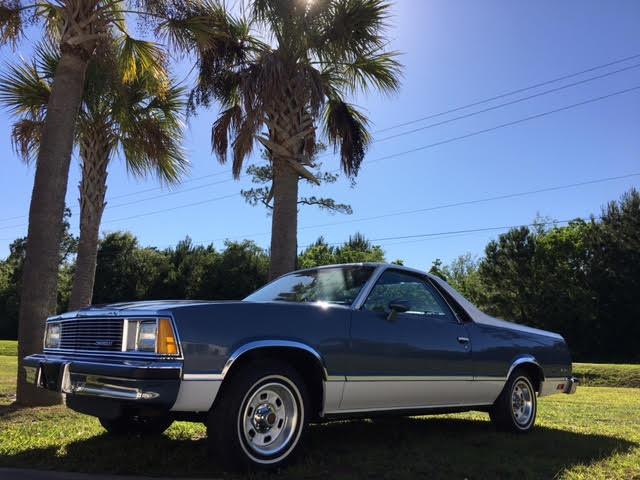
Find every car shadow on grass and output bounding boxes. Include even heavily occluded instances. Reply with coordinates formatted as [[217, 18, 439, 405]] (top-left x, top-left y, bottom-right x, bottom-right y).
[[0, 416, 636, 479]]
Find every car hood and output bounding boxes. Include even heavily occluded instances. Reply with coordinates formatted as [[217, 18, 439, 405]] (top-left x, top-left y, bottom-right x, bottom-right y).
[[50, 300, 246, 319]]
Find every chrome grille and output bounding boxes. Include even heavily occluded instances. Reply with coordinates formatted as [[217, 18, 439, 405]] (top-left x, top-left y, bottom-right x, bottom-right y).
[[57, 318, 124, 352]]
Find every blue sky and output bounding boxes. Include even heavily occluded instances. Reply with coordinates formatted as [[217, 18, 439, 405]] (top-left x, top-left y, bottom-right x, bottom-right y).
[[0, 0, 639, 270]]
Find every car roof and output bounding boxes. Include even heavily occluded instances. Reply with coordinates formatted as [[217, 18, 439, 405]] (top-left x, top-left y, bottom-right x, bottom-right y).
[[292, 262, 433, 278]]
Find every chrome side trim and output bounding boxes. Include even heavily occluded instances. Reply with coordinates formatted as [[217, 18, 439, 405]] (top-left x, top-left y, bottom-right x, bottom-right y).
[[183, 373, 223, 381], [475, 376, 507, 381], [325, 402, 493, 415], [222, 340, 328, 379], [506, 355, 544, 381], [346, 375, 474, 382], [32, 356, 183, 371]]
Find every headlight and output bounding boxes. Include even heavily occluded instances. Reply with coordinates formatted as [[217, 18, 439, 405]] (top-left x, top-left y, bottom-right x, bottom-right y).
[[44, 322, 61, 349], [124, 318, 178, 356]]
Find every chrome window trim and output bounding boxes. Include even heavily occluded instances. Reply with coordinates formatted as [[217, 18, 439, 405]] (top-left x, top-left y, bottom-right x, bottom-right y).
[[352, 265, 461, 324], [351, 265, 389, 310], [423, 276, 465, 325]]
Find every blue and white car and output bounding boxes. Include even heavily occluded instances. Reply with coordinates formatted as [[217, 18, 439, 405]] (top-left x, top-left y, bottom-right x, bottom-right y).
[[24, 263, 577, 468]]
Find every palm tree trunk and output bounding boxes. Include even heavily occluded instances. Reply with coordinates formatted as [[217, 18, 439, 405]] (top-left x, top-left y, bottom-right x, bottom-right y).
[[269, 158, 299, 280], [16, 48, 90, 407], [69, 131, 110, 311]]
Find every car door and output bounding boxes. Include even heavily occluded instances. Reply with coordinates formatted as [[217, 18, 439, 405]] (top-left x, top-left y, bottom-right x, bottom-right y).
[[339, 268, 475, 412]]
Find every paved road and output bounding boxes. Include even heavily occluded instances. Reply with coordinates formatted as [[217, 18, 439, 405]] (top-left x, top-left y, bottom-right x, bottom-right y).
[[0, 469, 219, 480]]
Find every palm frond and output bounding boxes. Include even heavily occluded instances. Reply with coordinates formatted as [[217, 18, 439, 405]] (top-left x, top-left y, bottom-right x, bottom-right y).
[[0, 1, 24, 47], [232, 109, 262, 178], [33, 39, 60, 79], [323, 96, 371, 177], [0, 59, 50, 117], [211, 104, 242, 164], [118, 78, 188, 184], [158, 0, 233, 54], [36, 1, 64, 43], [11, 117, 42, 163], [116, 34, 167, 85], [340, 50, 401, 94], [314, 0, 391, 61]]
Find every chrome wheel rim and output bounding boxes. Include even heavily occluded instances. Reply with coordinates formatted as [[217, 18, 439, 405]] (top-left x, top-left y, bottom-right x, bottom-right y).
[[511, 379, 534, 426], [240, 381, 299, 457]]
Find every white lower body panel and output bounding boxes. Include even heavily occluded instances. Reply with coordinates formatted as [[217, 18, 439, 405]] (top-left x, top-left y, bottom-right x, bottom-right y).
[[171, 379, 221, 412], [325, 378, 504, 414], [539, 377, 569, 397]]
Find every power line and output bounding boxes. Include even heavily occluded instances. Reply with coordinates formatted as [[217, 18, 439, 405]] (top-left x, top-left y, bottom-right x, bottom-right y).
[[367, 63, 640, 146], [300, 218, 593, 249], [62, 85, 640, 229], [300, 173, 639, 230], [365, 84, 640, 167], [1, 84, 637, 233], [372, 52, 640, 134], [2, 54, 637, 226], [101, 193, 240, 225], [0, 173, 236, 225], [105, 177, 235, 210], [197, 172, 639, 244]]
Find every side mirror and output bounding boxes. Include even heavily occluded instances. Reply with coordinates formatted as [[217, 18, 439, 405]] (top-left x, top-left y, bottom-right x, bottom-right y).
[[387, 299, 411, 321]]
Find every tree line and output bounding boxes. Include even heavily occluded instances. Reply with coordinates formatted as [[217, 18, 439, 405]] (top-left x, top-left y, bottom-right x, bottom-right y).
[[429, 189, 640, 363], [2, 189, 639, 362], [0, 231, 386, 340]]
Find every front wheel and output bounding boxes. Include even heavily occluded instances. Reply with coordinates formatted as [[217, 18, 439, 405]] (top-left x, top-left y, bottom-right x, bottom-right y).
[[489, 368, 537, 433], [99, 415, 173, 436], [207, 359, 308, 470]]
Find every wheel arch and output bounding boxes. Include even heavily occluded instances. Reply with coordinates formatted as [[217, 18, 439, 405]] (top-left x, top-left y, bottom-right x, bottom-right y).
[[214, 340, 327, 421], [507, 355, 545, 392]]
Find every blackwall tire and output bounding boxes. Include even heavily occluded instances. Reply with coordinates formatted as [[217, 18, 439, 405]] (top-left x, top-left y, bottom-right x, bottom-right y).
[[489, 368, 537, 433], [207, 359, 308, 470]]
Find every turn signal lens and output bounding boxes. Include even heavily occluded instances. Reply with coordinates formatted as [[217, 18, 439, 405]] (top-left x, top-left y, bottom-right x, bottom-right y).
[[157, 318, 178, 355]]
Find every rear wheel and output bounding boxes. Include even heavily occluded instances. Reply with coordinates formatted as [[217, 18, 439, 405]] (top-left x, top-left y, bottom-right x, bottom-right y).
[[99, 415, 173, 436], [207, 359, 308, 470], [489, 368, 537, 433]]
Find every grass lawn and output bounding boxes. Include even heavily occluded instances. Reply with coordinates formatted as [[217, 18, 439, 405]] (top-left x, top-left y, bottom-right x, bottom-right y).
[[0, 340, 17, 357], [0, 340, 639, 479]]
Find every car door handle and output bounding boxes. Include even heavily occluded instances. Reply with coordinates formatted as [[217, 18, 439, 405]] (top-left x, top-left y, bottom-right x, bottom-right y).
[[457, 336, 470, 344]]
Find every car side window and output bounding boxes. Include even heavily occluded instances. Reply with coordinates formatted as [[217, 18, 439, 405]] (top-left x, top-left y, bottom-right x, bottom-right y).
[[363, 270, 453, 319]]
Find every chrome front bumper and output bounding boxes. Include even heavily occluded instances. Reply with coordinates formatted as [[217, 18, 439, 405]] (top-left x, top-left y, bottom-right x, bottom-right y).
[[23, 354, 181, 402]]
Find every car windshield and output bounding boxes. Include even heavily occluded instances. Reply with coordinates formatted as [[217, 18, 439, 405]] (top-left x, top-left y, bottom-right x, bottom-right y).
[[244, 266, 375, 305]]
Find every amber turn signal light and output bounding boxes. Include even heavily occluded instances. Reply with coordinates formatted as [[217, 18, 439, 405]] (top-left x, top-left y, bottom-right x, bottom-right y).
[[157, 318, 178, 355]]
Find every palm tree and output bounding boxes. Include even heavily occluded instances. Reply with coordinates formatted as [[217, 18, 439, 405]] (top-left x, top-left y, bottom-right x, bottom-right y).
[[182, 0, 401, 279], [0, 0, 212, 405], [1, 40, 187, 311]]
